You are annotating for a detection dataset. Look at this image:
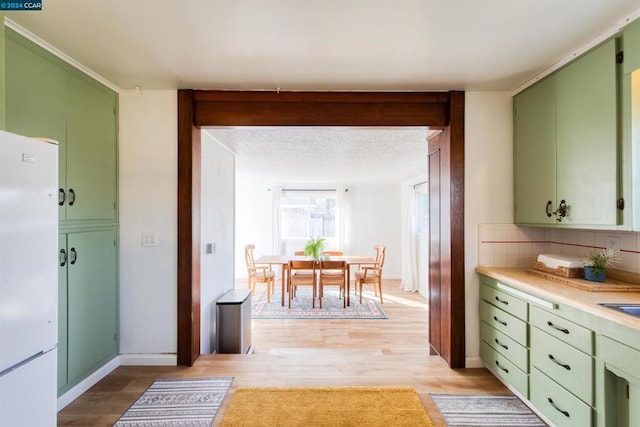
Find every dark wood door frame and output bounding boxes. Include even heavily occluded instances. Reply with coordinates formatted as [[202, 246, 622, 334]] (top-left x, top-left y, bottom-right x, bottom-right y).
[[177, 90, 465, 367]]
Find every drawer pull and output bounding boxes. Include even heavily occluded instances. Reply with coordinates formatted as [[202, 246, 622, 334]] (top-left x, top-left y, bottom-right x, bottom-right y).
[[495, 338, 509, 350], [493, 316, 507, 326], [548, 354, 571, 370], [495, 296, 509, 305], [547, 397, 570, 418], [547, 321, 569, 334], [495, 360, 509, 373]]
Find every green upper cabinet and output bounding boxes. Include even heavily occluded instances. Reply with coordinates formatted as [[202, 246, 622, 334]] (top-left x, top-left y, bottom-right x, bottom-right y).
[[514, 39, 621, 227], [555, 38, 618, 226], [623, 17, 640, 75], [514, 76, 557, 224], [65, 74, 117, 222], [4, 28, 117, 224]]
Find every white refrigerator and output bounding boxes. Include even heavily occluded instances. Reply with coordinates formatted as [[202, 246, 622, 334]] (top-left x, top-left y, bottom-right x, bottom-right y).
[[0, 130, 58, 426]]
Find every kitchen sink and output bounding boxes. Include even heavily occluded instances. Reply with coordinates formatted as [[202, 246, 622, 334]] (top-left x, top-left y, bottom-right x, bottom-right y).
[[598, 303, 640, 318]]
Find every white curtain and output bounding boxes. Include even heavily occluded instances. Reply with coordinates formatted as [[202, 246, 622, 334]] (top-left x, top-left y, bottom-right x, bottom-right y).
[[271, 187, 282, 255], [400, 184, 419, 291], [337, 187, 350, 253]]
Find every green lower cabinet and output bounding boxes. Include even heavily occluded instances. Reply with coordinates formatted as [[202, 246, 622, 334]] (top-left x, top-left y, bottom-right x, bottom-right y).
[[481, 321, 528, 369], [58, 229, 118, 395], [531, 367, 593, 426], [480, 300, 527, 345], [480, 341, 529, 398], [531, 327, 594, 405], [597, 335, 640, 427]]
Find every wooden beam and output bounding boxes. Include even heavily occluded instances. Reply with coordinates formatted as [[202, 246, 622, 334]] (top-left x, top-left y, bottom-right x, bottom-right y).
[[177, 90, 201, 366], [193, 91, 449, 127]]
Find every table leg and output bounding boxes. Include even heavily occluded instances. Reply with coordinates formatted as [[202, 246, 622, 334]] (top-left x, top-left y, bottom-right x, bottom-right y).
[[281, 264, 287, 306], [346, 266, 351, 306]]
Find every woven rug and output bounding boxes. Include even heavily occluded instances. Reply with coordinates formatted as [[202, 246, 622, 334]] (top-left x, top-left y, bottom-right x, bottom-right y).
[[252, 289, 387, 319], [431, 394, 547, 426], [113, 377, 233, 427], [221, 386, 433, 426]]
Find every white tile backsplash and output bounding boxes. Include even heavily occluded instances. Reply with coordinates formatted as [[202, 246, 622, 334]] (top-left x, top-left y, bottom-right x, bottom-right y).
[[478, 224, 640, 273]]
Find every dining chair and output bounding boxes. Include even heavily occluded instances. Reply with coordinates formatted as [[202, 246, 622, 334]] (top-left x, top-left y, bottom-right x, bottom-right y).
[[318, 259, 347, 308], [354, 244, 386, 304], [288, 259, 318, 308], [244, 244, 275, 303], [322, 251, 343, 256]]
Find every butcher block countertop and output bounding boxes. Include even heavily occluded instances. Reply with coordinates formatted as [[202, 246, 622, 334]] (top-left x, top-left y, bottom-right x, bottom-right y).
[[476, 267, 640, 331]]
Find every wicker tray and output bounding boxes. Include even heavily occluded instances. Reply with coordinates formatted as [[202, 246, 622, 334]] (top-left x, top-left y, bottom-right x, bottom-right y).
[[533, 261, 584, 278]]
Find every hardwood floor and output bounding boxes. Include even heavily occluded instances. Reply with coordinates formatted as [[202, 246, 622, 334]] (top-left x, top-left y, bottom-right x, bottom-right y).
[[57, 280, 509, 426]]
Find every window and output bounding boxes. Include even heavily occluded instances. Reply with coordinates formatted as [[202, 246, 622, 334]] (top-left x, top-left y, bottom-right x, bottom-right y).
[[414, 183, 429, 233], [281, 190, 337, 239]]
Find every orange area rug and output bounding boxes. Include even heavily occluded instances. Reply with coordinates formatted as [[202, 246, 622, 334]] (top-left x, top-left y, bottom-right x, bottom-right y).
[[221, 386, 434, 426]]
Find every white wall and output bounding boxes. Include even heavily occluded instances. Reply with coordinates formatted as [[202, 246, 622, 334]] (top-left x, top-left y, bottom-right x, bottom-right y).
[[234, 181, 403, 279], [118, 90, 177, 357], [200, 135, 235, 354], [464, 91, 514, 367]]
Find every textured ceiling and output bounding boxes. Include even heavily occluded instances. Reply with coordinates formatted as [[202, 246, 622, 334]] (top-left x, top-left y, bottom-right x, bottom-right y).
[[205, 127, 435, 184], [5, 1, 640, 91]]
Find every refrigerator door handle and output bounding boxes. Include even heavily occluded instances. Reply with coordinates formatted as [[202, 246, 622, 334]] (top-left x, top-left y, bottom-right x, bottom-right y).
[[70, 247, 77, 265]]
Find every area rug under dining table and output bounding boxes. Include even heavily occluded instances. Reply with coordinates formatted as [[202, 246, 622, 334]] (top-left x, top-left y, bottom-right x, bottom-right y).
[[251, 289, 387, 319]]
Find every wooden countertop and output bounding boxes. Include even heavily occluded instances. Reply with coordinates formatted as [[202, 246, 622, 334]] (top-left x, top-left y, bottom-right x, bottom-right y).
[[476, 267, 640, 331]]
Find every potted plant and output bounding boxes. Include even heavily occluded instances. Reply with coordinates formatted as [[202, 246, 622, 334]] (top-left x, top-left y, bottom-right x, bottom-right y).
[[304, 236, 325, 260], [581, 248, 619, 282]]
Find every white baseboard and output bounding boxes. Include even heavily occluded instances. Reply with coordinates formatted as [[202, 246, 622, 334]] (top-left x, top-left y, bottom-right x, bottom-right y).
[[465, 356, 484, 368], [119, 353, 177, 366], [57, 356, 119, 411]]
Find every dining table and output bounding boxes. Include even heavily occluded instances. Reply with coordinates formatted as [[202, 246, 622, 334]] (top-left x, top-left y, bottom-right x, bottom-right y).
[[254, 254, 377, 306]]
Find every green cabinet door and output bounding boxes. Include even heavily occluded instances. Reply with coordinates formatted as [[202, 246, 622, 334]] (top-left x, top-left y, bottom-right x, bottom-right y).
[[556, 39, 619, 225], [623, 18, 640, 75], [67, 229, 117, 384], [4, 30, 67, 219], [65, 74, 117, 222], [57, 234, 69, 394], [514, 75, 557, 224]]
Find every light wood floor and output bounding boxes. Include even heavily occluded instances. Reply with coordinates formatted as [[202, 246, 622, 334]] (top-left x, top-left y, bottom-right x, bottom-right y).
[[57, 280, 509, 426]]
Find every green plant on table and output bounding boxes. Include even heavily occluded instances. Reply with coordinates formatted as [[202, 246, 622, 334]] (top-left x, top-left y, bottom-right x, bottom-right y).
[[581, 247, 619, 275], [304, 236, 325, 260]]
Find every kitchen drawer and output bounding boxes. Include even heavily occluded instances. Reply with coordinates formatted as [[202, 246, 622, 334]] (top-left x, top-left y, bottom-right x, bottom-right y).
[[530, 305, 593, 355], [531, 327, 593, 405], [480, 283, 528, 321], [480, 300, 528, 346], [481, 321, 528, 371], [480, 341, 529, 398], [531, 367, 592, 427]]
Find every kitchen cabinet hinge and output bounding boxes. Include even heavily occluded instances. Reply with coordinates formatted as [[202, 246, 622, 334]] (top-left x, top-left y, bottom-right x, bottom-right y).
[[616, 51, 624, 64], [617, 198, 625, 211]]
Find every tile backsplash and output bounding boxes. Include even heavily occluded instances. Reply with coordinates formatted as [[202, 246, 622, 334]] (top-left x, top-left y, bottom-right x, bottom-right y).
[[478, 224, 640, 273]]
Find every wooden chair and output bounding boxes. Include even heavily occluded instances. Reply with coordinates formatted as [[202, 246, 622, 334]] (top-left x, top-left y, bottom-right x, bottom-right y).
[[244, 244, 275, 303], [318, 260, 347, 308], [288, 260, 317, 308], [322, 251, 343, 256], [354, 244, 386, 304]]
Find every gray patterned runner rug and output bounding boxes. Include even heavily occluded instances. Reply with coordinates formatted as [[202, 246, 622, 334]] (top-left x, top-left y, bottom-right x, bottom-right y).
[[431, 394, 547, 426], [114, 377, 233, 427]]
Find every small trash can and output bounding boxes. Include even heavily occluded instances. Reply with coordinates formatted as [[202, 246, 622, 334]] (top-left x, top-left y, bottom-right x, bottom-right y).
[[216, 289, 252, 354]]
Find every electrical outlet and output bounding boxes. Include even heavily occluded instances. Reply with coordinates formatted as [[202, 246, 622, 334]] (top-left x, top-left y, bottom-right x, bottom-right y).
[[606, 236, 621, 253], [142, 233, 159, 247]]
